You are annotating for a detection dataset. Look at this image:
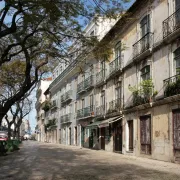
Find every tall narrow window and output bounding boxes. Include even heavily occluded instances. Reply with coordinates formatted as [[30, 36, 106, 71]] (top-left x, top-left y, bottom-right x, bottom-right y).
[[174, 47, 180, 74], [140, 15, 150, 37], [75, 102, 77, 113], [90, 94, 94, 111], [115, 42, 121, 67], [82, 99, 85, 109], [141, 65, 150, 81], [101, 60, 105, 77]]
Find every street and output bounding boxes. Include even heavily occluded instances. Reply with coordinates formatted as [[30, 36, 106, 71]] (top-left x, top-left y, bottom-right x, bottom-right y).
[[0, 141, 180, 180]]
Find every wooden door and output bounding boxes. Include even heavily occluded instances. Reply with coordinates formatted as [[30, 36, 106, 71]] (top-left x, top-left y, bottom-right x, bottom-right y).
[[101, 127, 105, 150], [173, 110, 180, 162], [140, 116, 151, 154], [69, 128, 71, 145], [81, 127, 85, 147], [89, 128, 93, 148], [114, 121, 122, 152], [75, 127, 77, 145], [128, 120, 134, 151]]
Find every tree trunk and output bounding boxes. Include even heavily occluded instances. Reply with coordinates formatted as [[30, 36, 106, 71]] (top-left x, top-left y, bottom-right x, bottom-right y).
[[7, 123, 11, 139]]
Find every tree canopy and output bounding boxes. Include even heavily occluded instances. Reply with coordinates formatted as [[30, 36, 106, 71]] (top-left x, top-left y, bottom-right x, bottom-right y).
[[0, 0, 131, 124]]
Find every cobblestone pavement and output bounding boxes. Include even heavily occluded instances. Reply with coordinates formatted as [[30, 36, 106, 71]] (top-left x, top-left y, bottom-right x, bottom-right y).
[[0, 141, 180, 180]]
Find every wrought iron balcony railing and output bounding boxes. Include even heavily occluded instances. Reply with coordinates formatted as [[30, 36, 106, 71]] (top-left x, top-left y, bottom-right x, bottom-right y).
[[61, 90, 72, 103], [163, 8, 180, 39], [107, 98, 122, 114], [96, 105, 106, 117], [77, 81, 85, 94], [84, 75, 94, 89], [164, 74, 180, 97], [109, 57, 122, 77], [51, 100, 57, 109], [96, 69, 106, 85], [61, 113, 72, 124], [133, 32, 153, 59], [76, 106, 94, 120]]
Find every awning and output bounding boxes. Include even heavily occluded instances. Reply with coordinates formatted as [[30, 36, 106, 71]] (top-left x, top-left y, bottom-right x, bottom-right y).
[[86, 121, 101, 129], [109, 117, 122, 124], [98, 117, 120, 128]]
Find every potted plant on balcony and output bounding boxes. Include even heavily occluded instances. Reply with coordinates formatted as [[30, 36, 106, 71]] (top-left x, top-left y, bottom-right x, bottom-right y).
[[42, 100, 51, 112]]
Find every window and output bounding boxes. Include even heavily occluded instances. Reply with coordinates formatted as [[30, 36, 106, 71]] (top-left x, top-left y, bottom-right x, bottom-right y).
[[115, 42, 121, 66], [90, 30, 95, 36], [176, 0, 180, 11], [174, 47, 180, 74], [75, 102, 77, 113], [101, 60, 106, 77], [81, 99, 85, 109], [141, 65, 150, 81], [140, 15, 150, 37], [90, 95, 94, 111]]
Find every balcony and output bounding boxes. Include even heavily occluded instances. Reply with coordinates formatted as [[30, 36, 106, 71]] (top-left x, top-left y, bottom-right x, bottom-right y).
[[77, 81, 85, 94], [76, 106, 94, 120], [96, 70, 106, 87], [51, 100, 57, 110], [84, 75, 94, 90], [107, 98, 122, 115], [61, 90, 73, 104], [61, 113, 72, 124], [163, 8, 180, 39], [133, 32, 153, 59], [96, 105, 106, 117], [164, 74, 180, 97], [109, 57, 122, 79]]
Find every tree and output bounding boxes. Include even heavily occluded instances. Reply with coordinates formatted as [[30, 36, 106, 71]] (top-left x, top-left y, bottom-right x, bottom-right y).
[[0, 0, 130, 124], [4, 97, 32, 139]]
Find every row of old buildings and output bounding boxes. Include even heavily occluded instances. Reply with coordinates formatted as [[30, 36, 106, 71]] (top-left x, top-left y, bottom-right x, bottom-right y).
[[36, 0, 180, 163]]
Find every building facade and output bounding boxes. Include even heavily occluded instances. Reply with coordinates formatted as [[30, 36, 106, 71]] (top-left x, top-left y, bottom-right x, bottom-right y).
[[36, 78, 52, 142], [42, 0, 180, 163]]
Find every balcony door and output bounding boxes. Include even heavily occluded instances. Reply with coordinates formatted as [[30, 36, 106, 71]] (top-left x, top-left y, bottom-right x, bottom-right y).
[[90, 94, 94, 112], [174, 47, 180, 75], [101, 60, 105, 77], [175, 0, 180, 28], [101, 91, 105, 114], [115, 82, 122, 108], [115, 42, 121, 67], [140, 15, 150, 52]]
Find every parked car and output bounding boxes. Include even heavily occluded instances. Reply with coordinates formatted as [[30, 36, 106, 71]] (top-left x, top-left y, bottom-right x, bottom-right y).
[[0, 131, 8, 141]]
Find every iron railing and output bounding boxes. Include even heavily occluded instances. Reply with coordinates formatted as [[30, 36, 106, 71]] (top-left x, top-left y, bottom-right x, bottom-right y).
[[133, 32, 153, 58], [107, 98, 122, 114], [76, 106, 94, 119], [84, 75, 94, 89], [61, 113, 72, 124], [61, 90, 72, 103], [96, 69, 106, 85], [77, 81, 85, 94], [164, 74, 180, 97], [96, 105, 106, 117], [163, 8, 180, 38], [109, 57, 122, 76], [51, 100, 57, 109]]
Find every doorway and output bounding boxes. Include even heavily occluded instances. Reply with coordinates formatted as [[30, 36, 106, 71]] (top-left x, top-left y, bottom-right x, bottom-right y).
[[100, 127, 105, 150], [81, 126, 85, 147], [128, 120, 133, 151], [74, 127, 77, 145], [113, 120, 122, 152], [173, 110, 180, 162], [140, 115, 151, 155], [69, 127, 71, 145]]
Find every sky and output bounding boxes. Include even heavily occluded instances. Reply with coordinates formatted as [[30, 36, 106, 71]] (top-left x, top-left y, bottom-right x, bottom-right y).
[[0, 0, 136, 131]]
